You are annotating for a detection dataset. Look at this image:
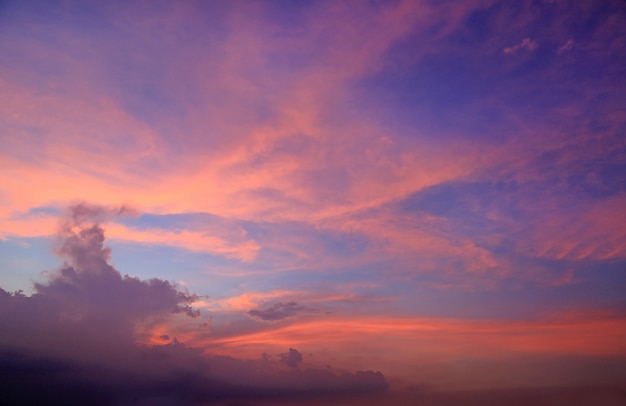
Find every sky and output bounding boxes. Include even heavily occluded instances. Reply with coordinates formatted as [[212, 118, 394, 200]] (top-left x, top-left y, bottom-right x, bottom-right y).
[[0, 0, 625, 404]]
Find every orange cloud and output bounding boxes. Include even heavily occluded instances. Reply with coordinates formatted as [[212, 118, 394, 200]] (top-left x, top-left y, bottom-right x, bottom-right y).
[[105, 223, 260, 261], [198, 314, 626, 358], [132, 308, 626, 391], [0, 0, 497, 226], [514, 195, 626, 262]]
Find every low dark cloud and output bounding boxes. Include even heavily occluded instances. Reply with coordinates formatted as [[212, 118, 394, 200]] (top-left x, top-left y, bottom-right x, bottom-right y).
[[280, 348, 303, 368], [0, 204, 388, 404], [0, 205, 199, 366], [248, 301, 315, 321]]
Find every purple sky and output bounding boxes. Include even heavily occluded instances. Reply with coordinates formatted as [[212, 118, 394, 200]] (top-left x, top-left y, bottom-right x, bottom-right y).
[[1, 0, 625, 404]]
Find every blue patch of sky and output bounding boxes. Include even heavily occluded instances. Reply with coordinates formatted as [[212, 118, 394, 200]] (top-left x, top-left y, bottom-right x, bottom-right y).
[[97, 3, 254, 143], [120, 212, 370, 260], [109, 217, 374, 298], [0, 234, 241, 298], [267, 260, 390, 292], [116, 213, 337, 284], [105, 240, 247, 297], [566, 163, 626, 199], [0, 237, 57, 294], [0, 1, 108, 81], [349, 0, 625, 144], [319, 230, 369, 258], [216, 252, 623, 320], [459, 0, 518, 43], [530, 142, 626, 200], [353, 52, 490, 133], [394, 178, 625, 275], [390, 257, 626, 320], [510, 256, 626, 309], [398, 180, 524, 229], [17, 205, 62, 217], [262, 0, 317, 61], [119, 212, 224, 231], [243, 218, 369, 256], [397, 172, 625, 239], [355, 49, 581, 140]]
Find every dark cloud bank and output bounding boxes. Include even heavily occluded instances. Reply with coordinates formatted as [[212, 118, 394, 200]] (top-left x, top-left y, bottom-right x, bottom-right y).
[[248, 301, 316, 321], [0, 205, 387, 405]]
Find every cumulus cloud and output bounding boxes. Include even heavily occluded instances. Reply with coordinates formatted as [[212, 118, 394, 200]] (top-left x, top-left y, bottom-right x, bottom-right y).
[[503, 37, 538, 54], [0, 205, 200, 364], [248, 301, 316, 321], [0, 204, 388, 404]]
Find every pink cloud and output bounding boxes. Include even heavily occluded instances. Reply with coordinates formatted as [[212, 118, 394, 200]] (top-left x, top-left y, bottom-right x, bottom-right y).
[[171, 310, 626, 392], [510, 195, 626, 262], [0, 0, 503, 227], [503, 37, 538, 54], [557, 39, 575, 54]]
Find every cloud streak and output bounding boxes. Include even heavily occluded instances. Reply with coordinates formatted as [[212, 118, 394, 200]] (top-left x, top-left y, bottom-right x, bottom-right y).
[[249, 301, 317, 321]]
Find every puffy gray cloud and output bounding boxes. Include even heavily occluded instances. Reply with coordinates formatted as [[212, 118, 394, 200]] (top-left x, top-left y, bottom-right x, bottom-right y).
[[0, 204, 388, 404], [0, 205, 200, 368]]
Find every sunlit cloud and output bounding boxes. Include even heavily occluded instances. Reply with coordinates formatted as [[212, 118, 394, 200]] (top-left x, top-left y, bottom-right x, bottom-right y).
[[503, 37, 538, 54]]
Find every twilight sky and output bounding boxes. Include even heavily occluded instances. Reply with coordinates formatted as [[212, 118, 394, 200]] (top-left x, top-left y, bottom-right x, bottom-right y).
[[1, 0, 625, 404]]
